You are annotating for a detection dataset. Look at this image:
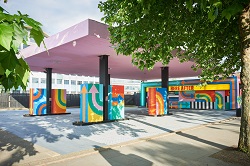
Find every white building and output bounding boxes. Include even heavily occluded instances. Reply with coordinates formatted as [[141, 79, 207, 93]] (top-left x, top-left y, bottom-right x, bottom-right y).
[[14, 71, 141, 94]]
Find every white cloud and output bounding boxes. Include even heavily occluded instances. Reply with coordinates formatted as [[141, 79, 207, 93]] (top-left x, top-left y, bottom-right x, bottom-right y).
[[1, 0, 105, 35]]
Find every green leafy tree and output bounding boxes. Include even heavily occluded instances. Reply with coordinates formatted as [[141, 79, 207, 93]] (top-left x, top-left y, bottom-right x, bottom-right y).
[[0, 2, 44, 91], [99, 0, 250, 153]]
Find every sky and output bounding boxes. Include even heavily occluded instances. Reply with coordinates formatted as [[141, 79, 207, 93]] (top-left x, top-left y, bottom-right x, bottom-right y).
[[1, 0, 105, 35]]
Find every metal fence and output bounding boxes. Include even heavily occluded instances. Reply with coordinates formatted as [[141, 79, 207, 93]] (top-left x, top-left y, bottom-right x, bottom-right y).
[[0, 93, 29, 109], [67, 94, 80, 107], [0, 93, 140, 109]]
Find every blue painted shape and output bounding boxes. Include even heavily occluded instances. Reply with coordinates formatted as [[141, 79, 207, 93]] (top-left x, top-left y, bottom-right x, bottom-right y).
[[178, 101, 191, 108], [108, 85, 112, 120], [112, 95, 124, 104], [33, 88, 46, 115], [156, 88, 168, 114], [169, 97, 179, 102]]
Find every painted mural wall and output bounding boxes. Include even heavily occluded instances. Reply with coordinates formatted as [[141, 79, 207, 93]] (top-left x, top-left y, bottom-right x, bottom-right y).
[[141, 77, 239, 110], [29, 88, 47, 115], [80, 83, 103, 122], [147, 87, 167, 115], [108, 85, 125, 120], [29, 88, 67, 115], [51, 89, 67, 114]]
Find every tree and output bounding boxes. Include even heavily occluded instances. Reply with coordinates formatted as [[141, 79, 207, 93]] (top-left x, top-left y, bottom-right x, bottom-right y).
[[99, 0, 250, 153], [0, 2, 45, 91]]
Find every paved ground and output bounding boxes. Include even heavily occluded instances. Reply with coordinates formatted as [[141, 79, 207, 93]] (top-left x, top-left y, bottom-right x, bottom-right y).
[[0, 107, 241, 165]]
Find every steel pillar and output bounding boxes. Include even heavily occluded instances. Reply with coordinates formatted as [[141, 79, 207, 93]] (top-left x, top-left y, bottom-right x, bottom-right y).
[[99, 55, 109, 121], [161, 67, 169, 110], [45, 68, 52, 114]]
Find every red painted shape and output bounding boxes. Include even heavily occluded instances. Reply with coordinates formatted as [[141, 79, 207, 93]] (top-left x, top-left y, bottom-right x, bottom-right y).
[[148, 88, 156, 115]]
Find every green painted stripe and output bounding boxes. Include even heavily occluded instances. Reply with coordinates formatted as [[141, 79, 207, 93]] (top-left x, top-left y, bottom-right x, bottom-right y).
[[88, 93, 103, 116], [58, 90, 66, 107], [197, 94, 210, 102], [95, 93, 103, 106]]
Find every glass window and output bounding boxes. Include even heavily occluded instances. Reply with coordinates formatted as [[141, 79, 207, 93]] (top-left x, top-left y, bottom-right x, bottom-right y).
[[71, 80, 76, 85], [41, 78, 46, 84], [77, 81, 82, 85], [52, 79, 55, 84], [57, 79, 62, 84], [64, 80, 69, 85], [32, 77, 39, 83]]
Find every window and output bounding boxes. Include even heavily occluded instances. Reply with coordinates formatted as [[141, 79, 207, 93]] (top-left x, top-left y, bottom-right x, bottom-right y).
[[64, 80, 69, 85], [77, 81, 82, 85], [71, 80, 76, 85], [52, 79, 55, 84], [41, 78, 46, 84], [57, 79, 62, 84], [32, 78, 39, 83]]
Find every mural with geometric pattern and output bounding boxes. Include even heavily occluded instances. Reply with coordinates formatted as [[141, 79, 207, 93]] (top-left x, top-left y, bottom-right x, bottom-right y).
[[108, 85, 124, 120], [147, 87, 167, 115], [170, 90, 227, 110], [29, 88, 46, 115], [51, 89, 67, 114], [145, 77, 239, 110], [80, 84, 103, 122], [29, 88, 67, 115]]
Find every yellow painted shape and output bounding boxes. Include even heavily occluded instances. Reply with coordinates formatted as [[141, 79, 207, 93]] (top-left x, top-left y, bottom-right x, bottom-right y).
[[169, 84, 230, 91], [215, 93, 223, 109], [88, 104, 103, 122]]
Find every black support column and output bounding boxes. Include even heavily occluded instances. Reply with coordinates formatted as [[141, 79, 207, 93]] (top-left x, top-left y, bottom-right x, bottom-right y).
[[46, 68, 52, 114], [99, 55, 109, 121], [108, 74, 110, 86], [161, 67, 169, 110]]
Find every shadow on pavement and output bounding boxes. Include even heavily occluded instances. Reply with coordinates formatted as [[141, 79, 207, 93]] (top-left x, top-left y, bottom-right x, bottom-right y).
[[0, 129, 38, 166], [0, 108, 236, 156], [176, 131, 228, 149], [93, 146, 153, 166], [132, 120, 240, 165]]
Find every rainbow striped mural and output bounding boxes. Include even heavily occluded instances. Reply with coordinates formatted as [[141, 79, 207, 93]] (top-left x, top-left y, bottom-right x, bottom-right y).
[[143, 77, 239, 110], [29, 88, 46, 115], [29, 88, 67, 115], [148, 87, 167, 115], [80, 84, 103, 122], [108, 85, 125, 120], [51, 89, 67, 114]]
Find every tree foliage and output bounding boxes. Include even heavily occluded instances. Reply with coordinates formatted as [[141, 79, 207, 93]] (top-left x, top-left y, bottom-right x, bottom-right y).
[[99, 0, 250, 153], [99, 0, 247, 82], [0, 5, 45, 91]]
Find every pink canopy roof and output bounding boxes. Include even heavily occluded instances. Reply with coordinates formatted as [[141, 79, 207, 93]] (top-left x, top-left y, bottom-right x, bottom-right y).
[[20, 19, 201, 80]]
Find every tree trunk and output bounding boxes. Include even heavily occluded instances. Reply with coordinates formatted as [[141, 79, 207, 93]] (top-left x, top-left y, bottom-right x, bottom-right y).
[[238, 3, 250, 153]]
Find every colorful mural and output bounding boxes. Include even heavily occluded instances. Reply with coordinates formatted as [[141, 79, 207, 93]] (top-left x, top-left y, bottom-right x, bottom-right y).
[[108, 85, 125, 120], [80, 84, 103, 122], [148, 87, 167, 115], [29, 88, 46, 115], [29, 88, 67, 115], [142, 77, 239, 110], [51, 89, 67, 114]]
